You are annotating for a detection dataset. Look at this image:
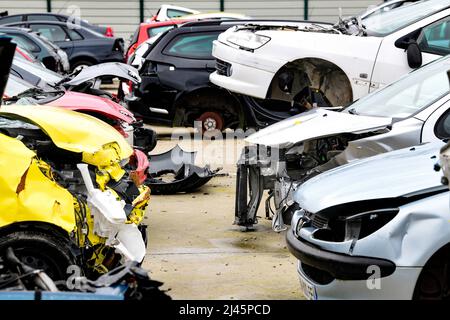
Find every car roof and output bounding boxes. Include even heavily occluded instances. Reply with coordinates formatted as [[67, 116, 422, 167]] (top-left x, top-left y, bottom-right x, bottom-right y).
[[0, 12, 65, 18], [179, 18, 332, 28], [0, 26, 32, 33]]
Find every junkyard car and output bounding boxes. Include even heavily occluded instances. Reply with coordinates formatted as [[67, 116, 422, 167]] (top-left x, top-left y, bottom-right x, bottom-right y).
[[287, 142, 450, 300], [0, 12, 115, 38], [0, 104, 150, 279], [210, 0, 450, 111], [0, 26, 69, 72], [5, 20, 124, 70], [4, 70, 157, 154], [233, 54, 450, 230], [128, 20, 319, 131]]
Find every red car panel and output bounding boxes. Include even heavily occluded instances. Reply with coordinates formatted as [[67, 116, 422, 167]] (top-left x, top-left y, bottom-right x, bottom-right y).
[[47, 91, 134, 124]]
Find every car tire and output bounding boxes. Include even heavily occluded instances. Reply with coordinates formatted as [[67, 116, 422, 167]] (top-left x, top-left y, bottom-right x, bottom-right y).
[[71, 60, 94, 72], [0, 229, 78, 281], [413, 247, 450, 300]]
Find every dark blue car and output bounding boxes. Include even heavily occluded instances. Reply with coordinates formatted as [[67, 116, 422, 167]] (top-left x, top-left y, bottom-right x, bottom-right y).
[[5, 20, 124, 70]]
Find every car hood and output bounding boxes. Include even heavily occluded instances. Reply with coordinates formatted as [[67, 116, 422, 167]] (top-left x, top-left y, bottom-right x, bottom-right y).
[[294, 142, 446, 213], [64, 62, 141, 86], [245, 108, 392, 147], [0, 104, 133, 162], [47, 91, 135, 123]]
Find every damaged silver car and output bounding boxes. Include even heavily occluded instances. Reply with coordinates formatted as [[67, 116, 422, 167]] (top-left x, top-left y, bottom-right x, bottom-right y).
[[286, 142, 450, 299], [236, 55, 450, 231]]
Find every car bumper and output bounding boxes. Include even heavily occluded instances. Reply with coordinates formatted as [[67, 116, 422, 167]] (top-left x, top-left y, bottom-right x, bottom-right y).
[[210, 41, 278, 99], [296, 261, 421, 300], [286, 230, 422, 299], [286, 230, 396, 281]]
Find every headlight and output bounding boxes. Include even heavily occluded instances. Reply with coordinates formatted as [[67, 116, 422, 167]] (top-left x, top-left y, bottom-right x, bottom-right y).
[[226, 32, 271, 50]]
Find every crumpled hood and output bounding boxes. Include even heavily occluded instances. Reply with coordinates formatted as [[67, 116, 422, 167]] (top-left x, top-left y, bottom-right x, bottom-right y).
[[245, 108, 392, 147], [64, 62, 141, 86], [47, 91, 135, 124], [0, 104, 133, 160], [294, 142, 446, 213]]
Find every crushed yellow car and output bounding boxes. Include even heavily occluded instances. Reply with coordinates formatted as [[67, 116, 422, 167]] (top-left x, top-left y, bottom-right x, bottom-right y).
[[0, 105, 150, 279]]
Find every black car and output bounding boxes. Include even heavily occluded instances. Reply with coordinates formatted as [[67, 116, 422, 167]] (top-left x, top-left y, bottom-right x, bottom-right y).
[[5, 21, 124, 70], [0, 26, 68, 72], [0, 12, 114, 37], [128, 20, 314, 131]]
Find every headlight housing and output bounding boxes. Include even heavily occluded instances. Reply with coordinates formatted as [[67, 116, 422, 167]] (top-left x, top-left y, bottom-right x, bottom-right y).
[[226, 32, 271, 50]]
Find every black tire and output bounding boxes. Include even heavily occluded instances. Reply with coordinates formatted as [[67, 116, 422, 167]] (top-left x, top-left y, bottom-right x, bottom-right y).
[[71, 60, 94, 72], [0, 230, 78, 281], [413, 246, 450, 300]]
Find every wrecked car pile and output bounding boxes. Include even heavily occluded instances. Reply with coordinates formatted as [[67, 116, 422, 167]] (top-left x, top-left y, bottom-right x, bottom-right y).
[[4, 0, 450, 302]]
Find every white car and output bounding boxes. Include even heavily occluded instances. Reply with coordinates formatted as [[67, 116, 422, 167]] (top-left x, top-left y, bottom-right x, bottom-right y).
[[287, 142, 449, 300], [210, 0, 450, 109], [233, 53, 450, 232]]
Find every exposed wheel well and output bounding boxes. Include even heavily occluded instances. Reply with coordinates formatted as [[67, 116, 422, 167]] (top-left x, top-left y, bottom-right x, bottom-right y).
[[268, 58, 353, 107], [173, 87, 244, 129]]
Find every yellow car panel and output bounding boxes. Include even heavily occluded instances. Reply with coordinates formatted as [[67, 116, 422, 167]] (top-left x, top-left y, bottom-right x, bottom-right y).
[[0, 134, 75, 233], [0, 104, 133, 160]]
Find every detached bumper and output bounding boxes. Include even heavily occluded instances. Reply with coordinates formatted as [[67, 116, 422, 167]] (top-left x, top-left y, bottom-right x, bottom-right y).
[[286, 230, 396, 281]]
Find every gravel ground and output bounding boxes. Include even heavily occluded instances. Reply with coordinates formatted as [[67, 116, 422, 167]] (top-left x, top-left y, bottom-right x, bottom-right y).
[[141, 126, 303, 300]]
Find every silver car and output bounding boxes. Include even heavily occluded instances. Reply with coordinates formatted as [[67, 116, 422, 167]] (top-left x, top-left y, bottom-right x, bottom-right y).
[[287, 142, 450, 300], [236, 55, 450, 232]]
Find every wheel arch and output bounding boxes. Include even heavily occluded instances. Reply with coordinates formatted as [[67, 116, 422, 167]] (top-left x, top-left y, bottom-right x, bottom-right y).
[[268, 57, 354, 107]]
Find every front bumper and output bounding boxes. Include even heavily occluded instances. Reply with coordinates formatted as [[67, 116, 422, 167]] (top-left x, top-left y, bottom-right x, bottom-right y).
[[286, 230, 423, 300], [286, 230, 396, 281], [296, 261, 421, 300]]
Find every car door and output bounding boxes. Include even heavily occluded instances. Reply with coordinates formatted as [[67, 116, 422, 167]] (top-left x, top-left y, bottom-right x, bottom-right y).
[[28, 23, 74, 56], [370, 12, 450, 92], [150, 31, 221, 112]]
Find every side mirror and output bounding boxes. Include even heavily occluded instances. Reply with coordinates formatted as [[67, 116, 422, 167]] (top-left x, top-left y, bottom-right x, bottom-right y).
[[407, 41, 422, 69]]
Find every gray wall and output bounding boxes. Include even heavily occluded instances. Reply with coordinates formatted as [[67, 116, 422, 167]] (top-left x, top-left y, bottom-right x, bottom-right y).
[[0, 0, 382, 40]]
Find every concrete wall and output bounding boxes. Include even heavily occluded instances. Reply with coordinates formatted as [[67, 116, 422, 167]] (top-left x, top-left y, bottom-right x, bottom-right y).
[[0, 0, 383, 40]]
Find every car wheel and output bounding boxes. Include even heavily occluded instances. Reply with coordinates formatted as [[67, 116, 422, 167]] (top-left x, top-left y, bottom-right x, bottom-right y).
[[197, 111, 224, 133], [413, 247, 450, 300], [71, 60, 94, 72], [0, 230, 78, 280]]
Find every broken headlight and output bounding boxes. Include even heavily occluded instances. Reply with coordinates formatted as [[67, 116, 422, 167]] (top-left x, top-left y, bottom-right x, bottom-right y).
[[311, 208, 399, 242], [341, 208, 399, 241], [227, 32, 271, 50]]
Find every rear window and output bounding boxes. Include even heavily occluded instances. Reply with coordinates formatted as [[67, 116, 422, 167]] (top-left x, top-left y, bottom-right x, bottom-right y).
[[163, 32, 220, 59], [147, 25, 175, 38], [167, 9, 190, 19], [9, 34, 40, 53]]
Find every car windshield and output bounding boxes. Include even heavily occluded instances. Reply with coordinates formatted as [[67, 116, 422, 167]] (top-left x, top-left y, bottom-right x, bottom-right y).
[[14, 57, 63, 85], [363, 0, 449, 36], [4, 75, 35, 97], [346, 56, 450, 119]]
